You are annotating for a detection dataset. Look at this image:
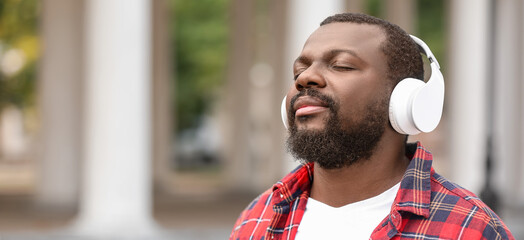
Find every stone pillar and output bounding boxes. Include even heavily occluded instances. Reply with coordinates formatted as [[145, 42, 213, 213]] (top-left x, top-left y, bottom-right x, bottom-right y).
[[263, 0, 289, 188], [239, 0, 290, 191], [447, 0, 490, 194], [383, 0, 416, 34], [222, 0, 255, 190], [493, 0, 522, 202], [151, 0, 173, 193], [492, 0, 524, 235], [519, 0, 524, 206], [37, 0, 83, 210], [74, 0, 156, 236]]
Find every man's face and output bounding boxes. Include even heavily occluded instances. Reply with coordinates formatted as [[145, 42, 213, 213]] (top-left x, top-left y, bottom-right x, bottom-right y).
[[286, 22, 392, 168]]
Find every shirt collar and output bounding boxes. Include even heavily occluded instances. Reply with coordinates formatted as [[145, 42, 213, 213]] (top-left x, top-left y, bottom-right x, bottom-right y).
[[272, 142, 433, 218], [272, 162, 314, 206], [394, 142, 433, 218]]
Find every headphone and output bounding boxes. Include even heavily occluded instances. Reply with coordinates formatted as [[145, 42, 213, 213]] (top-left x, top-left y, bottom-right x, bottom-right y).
[[281, 35, 444, 135]]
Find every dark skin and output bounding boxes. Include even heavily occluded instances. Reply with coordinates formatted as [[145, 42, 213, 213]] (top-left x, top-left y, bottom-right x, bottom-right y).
[[286, 22, 410, 207]]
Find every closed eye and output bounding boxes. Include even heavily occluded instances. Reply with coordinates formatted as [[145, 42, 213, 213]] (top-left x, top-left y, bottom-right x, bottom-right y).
[[333, 65, 355, 71]]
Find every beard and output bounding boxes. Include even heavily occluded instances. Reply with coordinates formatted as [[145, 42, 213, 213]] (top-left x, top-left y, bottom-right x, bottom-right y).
[[286, 89, 388, 169]]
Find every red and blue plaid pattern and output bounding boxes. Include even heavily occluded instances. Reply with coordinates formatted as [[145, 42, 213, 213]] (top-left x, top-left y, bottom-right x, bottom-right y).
[[230, 142, 515, 240]]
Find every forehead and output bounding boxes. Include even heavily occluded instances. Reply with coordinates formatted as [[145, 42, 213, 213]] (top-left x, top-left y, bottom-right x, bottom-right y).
[[300, 22, 386, 61]]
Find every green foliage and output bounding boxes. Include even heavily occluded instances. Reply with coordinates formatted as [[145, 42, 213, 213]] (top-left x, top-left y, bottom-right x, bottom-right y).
[[0, 61, 36, 110], [366, 0, 382, 17], [0, 0, 39, 110], [170, 0, 230, 131]]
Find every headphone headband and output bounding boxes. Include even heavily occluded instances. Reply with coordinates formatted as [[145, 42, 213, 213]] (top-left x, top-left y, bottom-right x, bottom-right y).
[[409, 35, 440, 69]]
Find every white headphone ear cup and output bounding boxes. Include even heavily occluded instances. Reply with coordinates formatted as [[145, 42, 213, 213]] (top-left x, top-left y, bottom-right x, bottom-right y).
[[389, 78, 425, 135], [411, 64, 445, 133], [281, 96, 288, 129]]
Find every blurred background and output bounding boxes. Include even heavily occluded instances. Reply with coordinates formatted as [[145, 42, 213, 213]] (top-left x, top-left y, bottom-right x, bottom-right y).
[[0, 0, 522, 239]]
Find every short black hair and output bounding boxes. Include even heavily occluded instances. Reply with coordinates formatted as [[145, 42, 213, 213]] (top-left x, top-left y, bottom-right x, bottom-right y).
[[321, 13, 424, 84]]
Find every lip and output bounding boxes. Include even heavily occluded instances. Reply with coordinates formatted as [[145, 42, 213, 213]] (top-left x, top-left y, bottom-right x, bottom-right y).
[[293, 97, 329, 117]]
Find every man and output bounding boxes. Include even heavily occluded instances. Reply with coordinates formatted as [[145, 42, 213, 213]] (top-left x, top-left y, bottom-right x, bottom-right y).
[[230, 13, 514, 240]]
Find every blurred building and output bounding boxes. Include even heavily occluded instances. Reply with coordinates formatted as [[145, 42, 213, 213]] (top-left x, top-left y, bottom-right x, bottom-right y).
[[0, 0, 522, 239]]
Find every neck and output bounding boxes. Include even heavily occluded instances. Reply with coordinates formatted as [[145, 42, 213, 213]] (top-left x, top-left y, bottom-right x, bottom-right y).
[[309, 132, 409, 207]]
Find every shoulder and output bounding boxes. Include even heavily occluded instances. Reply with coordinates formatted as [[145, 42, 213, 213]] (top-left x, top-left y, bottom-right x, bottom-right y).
[[230, 187, 276, 239], [229, 163, 313, 239], [428, 172, 514, 239]]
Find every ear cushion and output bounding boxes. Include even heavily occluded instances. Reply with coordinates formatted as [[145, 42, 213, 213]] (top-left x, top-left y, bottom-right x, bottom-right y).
[[389, 78, 425, 135], [281, 96, 288, 129]]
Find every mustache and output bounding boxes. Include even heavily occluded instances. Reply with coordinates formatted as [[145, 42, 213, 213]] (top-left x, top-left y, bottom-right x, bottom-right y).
[[288, 89, 337, 118]]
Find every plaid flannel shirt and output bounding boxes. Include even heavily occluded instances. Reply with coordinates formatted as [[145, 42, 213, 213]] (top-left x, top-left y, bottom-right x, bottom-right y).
[[230, 142, 514, 240]]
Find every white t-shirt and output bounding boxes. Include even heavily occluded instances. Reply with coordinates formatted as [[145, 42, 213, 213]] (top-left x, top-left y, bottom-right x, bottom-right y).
[[295, 182, 400, 240]]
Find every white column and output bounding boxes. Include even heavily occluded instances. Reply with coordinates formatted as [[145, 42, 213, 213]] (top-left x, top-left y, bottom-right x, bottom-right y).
[[517, 2, 524, 237], [74, 0, 156, 236], [37, 0, 83, 209], [493, 0, 524, 235], [447, 0, 490, 194], [493, 0, 522, 203], [519, 0, 524, 205], [284, 0, 345, 171]]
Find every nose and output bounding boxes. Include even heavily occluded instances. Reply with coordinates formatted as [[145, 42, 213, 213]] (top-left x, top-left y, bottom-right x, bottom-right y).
[[294, 64, 326, 91]]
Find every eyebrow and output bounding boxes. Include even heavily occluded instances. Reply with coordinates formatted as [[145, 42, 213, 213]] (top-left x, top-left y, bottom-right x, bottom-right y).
[[326, 49, 362, 61]]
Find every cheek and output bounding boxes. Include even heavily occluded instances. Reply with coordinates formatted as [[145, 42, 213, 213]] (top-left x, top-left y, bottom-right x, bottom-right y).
[[336, 89, 386, 123], [335, 85, 367, 109]]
